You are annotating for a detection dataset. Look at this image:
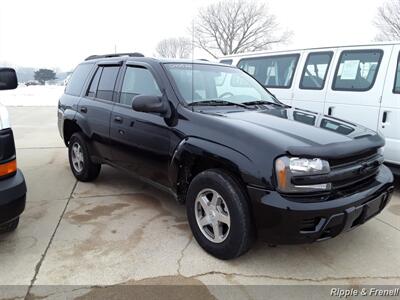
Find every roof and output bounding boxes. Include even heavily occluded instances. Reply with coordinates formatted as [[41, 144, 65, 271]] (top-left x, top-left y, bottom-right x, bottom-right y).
[[81, 53, 226, 67], [219, 41, 400, 59]]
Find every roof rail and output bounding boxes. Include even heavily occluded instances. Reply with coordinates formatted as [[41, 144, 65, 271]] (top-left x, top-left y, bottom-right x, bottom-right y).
[[85, 52, 145, 61]]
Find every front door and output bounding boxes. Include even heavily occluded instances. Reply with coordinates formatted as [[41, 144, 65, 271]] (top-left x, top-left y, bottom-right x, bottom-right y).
[[110, 64, 171, 187], [292, 49, 336, 113], [324, 46, 392, 130], [379, 45, 400, 166]]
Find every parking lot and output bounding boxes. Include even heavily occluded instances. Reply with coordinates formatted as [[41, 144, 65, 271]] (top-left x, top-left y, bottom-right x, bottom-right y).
[[1, 106, 399, 299]]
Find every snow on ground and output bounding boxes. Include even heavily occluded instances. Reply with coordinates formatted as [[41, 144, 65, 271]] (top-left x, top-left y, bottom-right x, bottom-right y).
[[0, 85, 65, 106]]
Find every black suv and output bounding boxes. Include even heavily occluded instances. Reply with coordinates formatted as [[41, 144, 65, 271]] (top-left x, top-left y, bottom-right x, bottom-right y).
[[58, 53, 394, 259]]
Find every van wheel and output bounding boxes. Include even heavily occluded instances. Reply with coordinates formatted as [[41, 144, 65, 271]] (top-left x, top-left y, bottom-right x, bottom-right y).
[[186, 169, 254, 260], [0, 217, 19, 234], [68, 133, 101, 182]]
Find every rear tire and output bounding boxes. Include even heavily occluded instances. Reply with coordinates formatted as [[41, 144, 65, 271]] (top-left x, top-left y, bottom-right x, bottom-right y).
[[186, 169, 254, 260], [0, 217, 19, 234], [68, 133, 101, 182]]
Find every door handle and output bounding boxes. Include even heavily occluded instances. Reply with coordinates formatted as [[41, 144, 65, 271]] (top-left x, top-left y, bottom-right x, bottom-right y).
[[328, 106, 334, 116], [80, 107, 87, 113], [381, 111, 389, 128], [382, 111, 388, 123], [114, 116, 123, 123]]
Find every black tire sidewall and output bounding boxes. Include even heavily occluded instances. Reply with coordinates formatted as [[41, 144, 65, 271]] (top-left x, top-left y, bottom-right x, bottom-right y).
[[186, 169, 253, 259], [68, 133, 98, 181], [0, 217, 19, 233]]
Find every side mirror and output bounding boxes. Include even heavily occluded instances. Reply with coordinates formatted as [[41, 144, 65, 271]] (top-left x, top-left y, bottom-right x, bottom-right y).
[[132, 94, 171, 118], [0, 68, 18, 91]]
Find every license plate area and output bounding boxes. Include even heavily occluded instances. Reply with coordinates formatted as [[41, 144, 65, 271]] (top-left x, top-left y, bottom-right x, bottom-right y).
[[344, 193, 386, 231]]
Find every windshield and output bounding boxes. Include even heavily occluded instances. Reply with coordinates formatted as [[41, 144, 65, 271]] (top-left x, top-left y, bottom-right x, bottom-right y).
[[164, 63, 277, 105]]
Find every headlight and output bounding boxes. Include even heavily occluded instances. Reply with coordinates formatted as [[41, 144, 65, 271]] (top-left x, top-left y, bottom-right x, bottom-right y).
[[275, 156, 331, 194]]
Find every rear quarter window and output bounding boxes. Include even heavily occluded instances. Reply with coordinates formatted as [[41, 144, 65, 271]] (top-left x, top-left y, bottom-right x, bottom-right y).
[[65, 63, 93, 96]]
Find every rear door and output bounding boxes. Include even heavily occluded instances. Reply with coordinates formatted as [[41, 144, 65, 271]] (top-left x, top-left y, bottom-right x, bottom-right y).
[[78, 63, 121, 160], [292, 49, 335, 113], [237, 52, 301, 106], [324, 45, 392, 130], [379, 44, 400, 166]]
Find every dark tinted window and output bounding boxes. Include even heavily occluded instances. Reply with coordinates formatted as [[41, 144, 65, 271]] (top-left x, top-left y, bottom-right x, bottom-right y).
[[238, 54, 299, 88], [219, 59, 233, 65], [97, 66, 120, 101], [86, 67, 102, 98], [65, 64, 93, 96], [333, 50, 383, 91], [394, 52, 400, 94], [300, 52, 333, 90], [120, 66, 161, 106]]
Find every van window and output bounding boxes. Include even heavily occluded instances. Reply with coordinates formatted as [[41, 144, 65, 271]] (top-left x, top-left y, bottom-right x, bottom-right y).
[[65, 63, 93, 96], [96, 66, 120, 101], [332, 50, 383, 91], [237, 54, 299, 89], [393, 52, 400, 94], [300, 52, 333, 90], [120, 66, 162, 106]]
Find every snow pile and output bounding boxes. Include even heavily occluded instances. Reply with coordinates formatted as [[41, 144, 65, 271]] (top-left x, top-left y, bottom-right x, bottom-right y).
[[0, 85, 65, 106]]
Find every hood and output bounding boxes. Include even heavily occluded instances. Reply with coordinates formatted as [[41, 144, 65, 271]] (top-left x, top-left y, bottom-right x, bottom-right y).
[[216, 106, 384, 159]]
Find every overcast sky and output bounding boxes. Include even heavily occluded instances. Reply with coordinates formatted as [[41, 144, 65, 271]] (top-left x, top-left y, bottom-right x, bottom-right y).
[[0, 0, 384, 71]]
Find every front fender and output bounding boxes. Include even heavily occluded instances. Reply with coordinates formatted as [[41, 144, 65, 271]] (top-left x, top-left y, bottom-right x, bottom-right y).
[[169, 137, 268, 190]]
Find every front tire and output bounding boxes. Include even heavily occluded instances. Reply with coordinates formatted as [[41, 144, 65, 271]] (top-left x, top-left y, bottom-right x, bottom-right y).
[[68, 133, 101, 182], [186, 169, 254, 260]]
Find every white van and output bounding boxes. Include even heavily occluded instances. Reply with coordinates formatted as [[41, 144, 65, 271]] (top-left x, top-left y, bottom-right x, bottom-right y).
[[0, 68, 26, 233], [220, 42, 400, 174]]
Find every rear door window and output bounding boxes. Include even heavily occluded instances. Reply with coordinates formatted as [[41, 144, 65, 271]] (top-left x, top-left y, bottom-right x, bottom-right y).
[[300, 52, 333, 90], [393, 52, 400, 94], [96, 66, 120, 101], [332, 49, 383, 91], [120, 66, 162, 106], [237, 54, 299, 88], [65, 63, 93, 96]]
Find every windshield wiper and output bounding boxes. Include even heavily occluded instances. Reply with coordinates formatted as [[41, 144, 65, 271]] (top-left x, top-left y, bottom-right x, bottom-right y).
[[241, 100, 289, 108], [188, 100, 249, 109]]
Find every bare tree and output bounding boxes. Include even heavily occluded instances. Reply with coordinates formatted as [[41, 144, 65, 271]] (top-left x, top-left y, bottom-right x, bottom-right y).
[[192, 0, 291, 58], [374, 0, 400, 41], [155, 37, 192, 58]]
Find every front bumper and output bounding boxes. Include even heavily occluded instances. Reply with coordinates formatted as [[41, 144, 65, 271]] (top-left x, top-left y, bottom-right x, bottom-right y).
[[247, 165, 394, 244], [0, 170, 26, 225]]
